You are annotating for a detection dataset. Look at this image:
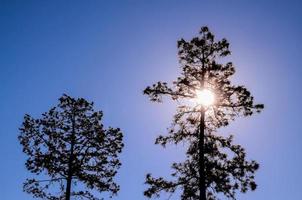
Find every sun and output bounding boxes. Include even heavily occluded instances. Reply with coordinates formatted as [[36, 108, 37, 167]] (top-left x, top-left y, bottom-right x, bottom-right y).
[[195, 89, 215, 106]]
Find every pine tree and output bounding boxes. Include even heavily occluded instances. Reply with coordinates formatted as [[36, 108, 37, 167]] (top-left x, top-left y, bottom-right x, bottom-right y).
[[19, 94, 124, 200], [143, 27, 263, 200]]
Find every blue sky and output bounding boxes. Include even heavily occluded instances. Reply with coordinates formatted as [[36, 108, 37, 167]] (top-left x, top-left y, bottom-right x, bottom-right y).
[[1, 1, 302, 199]]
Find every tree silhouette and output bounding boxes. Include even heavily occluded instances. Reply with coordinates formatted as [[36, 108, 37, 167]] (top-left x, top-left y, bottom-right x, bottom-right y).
[[143, 27, 263, 200], [19, 94, 124, 200]]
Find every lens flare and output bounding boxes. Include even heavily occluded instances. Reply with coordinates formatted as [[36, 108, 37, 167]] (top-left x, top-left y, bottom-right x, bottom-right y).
[[195, 89, 215, 106]]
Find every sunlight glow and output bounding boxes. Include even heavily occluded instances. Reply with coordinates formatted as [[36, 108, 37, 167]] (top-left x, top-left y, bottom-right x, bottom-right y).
[[195, 89, 215, 106]]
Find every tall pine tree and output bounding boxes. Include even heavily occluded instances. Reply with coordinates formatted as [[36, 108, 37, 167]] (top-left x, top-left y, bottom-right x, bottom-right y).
[[19, 94, 124, 200], [143, 27, 263, 200]]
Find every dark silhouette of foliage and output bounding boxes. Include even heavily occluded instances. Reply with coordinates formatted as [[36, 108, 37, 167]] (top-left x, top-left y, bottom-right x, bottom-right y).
[[143, 27, 263, 200], [19, 94, 124, 200]]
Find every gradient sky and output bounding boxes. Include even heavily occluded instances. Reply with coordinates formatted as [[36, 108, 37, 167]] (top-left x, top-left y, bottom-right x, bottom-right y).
[[1, 1, 302, 199]]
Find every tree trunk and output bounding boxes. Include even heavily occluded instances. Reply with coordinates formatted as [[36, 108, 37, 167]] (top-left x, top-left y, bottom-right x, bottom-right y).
[[66, 144, 74, 200], [199, 106, 206, 200], [199, 51, 206, 200], [66, 112, 76, 200]]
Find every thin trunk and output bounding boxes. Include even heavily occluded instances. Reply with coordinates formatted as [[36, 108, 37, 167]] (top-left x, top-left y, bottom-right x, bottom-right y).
[[65, 143, 74, 200], [66, 112, 76, 200], [199, 106, 206, 200], [199, 50, 206, 200]]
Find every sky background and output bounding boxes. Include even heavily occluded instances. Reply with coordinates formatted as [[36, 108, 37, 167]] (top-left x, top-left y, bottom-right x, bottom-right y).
[[1, 0, 302, 199]]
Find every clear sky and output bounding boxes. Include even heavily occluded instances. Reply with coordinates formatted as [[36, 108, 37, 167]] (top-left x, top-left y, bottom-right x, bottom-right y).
[[1, 1, 301, 199]]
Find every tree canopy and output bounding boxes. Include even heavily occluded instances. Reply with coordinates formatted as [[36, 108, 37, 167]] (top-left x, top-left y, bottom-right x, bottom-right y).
[[143, 27, 263, 200], [19, 94, 124, 200]]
